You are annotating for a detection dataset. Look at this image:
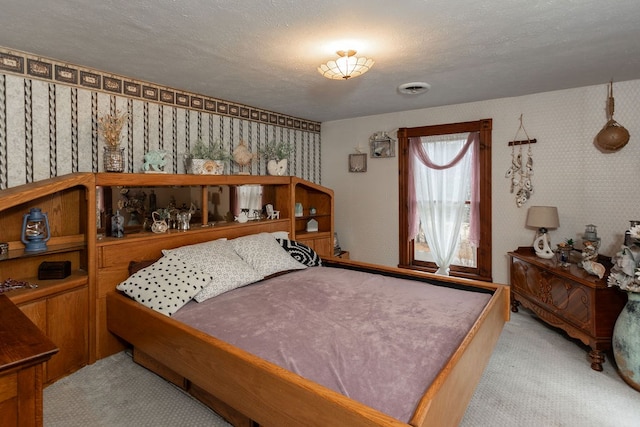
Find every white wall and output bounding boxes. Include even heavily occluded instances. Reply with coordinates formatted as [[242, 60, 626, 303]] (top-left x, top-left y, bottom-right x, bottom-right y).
[[321, 79, 640, 284]]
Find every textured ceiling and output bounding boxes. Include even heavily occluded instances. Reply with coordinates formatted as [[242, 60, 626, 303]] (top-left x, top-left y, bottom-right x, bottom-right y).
[[1, 0, 639, 123]]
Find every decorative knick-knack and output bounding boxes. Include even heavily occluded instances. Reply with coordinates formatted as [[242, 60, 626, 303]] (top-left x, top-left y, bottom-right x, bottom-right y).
[[103, 146, 125, 172], [111, 210, 124, 238], [260, 140, 291, 176], [99, 110, 128, 172]]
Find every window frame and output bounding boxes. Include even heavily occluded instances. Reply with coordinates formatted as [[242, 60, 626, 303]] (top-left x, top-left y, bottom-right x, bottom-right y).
[[398, 119, 493, 282]]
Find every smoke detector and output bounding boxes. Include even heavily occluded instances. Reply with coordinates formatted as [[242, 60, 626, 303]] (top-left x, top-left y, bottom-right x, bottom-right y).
[[398, 82, 431, 95]]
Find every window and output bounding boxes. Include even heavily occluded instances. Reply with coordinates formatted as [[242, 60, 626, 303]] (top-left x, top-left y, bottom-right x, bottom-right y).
[[398, 119, 492, 281]]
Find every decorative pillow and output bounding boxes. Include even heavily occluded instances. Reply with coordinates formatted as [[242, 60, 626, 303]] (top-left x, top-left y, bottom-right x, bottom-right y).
[[277, 239, 322, 267], [163, 239, 264, 302], [128, 259, 157, 275], [230, 232, 307, 277], [116, 254, 212, 316], [270, 231, 290, 240]]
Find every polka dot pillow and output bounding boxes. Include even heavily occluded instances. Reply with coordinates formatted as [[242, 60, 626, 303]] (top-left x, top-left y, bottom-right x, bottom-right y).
[[116, 253, 212, 316]]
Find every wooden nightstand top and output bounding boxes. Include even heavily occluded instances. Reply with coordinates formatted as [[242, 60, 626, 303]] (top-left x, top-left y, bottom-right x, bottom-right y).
[[0, 294, 58, 374]]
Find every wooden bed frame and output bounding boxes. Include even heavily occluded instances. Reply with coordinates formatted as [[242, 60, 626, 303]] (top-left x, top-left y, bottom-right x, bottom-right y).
[[107, 234, 509, 427], [0, 172, 508, 426]]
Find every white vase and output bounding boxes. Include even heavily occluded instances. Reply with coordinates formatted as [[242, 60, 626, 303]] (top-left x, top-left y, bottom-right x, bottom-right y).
[[267, 158, 288, 176]]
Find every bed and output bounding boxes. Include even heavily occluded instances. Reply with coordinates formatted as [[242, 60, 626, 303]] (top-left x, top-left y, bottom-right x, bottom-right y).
[[106, 232, 509, 427]]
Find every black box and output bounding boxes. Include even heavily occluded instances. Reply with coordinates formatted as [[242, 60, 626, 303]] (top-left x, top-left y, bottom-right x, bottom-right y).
[[38, 261, 71, 280]]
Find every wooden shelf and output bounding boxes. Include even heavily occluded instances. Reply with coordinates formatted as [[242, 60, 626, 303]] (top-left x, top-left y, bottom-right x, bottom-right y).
[[5, 271, 88, 305], [95, 173, 291, 187], [96, 219, 290, 246], [1, 238, 86, 262]]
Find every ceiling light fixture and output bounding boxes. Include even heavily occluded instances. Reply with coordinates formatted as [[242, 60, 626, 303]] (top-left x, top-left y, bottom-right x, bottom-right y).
[[317, 50, 374, 80]]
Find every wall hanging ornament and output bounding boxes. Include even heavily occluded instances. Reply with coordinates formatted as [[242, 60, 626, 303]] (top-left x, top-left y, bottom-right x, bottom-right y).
[[595, 80, 630, 152], [349, 144, 367, 172], [505, 115, 536, 207]]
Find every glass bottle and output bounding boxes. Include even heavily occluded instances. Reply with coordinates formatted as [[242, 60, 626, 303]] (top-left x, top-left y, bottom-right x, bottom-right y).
[[111, 210, 124, 238], [148, 190, 157, 213]]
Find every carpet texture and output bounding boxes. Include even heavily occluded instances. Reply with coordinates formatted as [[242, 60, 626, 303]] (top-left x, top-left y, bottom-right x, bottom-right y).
[[44, 311, 640, 426]]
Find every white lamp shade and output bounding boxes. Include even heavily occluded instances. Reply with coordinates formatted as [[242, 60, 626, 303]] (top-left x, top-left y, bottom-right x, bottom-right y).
[[526, 206, 559, 230]]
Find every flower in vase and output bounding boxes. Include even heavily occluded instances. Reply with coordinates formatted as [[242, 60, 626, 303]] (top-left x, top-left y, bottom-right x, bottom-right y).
[[117, 188, 147, 216], [99, 110, 128, 147]]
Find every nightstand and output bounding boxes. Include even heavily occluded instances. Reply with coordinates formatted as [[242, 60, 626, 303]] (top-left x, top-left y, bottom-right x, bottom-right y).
[[509, 247, 627, 371], [0, 294, 58, 426], [335, 250, 350, 260]]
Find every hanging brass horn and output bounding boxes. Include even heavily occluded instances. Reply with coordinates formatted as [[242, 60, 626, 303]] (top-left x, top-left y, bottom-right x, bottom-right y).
[[595, 80, 630, 152]]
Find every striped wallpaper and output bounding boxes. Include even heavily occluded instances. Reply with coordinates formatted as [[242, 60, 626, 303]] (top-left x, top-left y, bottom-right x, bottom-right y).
[[0, 47, 321, 190]]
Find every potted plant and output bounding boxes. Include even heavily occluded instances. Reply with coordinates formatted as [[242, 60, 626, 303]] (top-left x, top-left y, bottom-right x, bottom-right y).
[[260, 140, 292, 175], [186, 139, 229, 175]]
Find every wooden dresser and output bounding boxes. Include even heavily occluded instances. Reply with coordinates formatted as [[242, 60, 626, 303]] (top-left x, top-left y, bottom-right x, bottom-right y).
[[0, 294, 58, 427], [509, 246, 627, 371]]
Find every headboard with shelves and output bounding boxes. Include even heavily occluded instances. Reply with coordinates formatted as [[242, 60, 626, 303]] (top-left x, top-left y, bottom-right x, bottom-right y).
[[93, 173, 333, 359], [1, 173, 335, 366]]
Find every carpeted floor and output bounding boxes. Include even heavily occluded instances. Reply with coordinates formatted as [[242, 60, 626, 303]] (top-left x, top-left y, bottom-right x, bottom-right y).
[[44, 310, 640, 426]]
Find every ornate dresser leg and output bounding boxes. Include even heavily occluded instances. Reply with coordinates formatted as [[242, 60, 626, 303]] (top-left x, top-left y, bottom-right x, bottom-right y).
[[589, 349, 605, 371], [511, 296, 520, 313]]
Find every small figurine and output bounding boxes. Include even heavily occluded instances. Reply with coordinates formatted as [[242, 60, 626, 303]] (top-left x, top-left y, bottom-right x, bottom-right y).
[[232, 140, 257, 175], [111, 210, 124, 238], [143, 150, 168, 173], [235, 211, 249, 223]]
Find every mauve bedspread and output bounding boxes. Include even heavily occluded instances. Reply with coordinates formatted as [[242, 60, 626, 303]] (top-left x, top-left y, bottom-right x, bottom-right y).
[[173, 266, 492, 422]]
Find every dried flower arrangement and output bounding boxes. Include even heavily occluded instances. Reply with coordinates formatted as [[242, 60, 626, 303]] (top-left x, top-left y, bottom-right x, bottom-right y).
[[99, 110, 128, 147], [117, 188, 147, 215]]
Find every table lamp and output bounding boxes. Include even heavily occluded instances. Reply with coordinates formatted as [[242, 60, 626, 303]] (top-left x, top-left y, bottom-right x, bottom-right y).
[[526, 206, 559, 259]]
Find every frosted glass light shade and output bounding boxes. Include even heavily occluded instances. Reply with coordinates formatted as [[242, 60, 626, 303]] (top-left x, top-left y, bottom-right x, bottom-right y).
[[318, 50, 374, 80]]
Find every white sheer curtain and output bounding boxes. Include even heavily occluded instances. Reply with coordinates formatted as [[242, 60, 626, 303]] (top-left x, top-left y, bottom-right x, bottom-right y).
[[235, 185, 263, 216], [410, 132, 477, 275]]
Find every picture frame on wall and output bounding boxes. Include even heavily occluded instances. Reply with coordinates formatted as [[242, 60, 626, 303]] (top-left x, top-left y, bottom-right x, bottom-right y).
[[369, 132, 395, 158], [348, 153, 367, 172]]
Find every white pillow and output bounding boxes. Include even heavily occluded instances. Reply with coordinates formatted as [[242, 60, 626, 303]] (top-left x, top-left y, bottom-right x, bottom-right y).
[[163, 239, 264, 302], [116, 253, 211, 316], [230, 232, 307, 277]]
